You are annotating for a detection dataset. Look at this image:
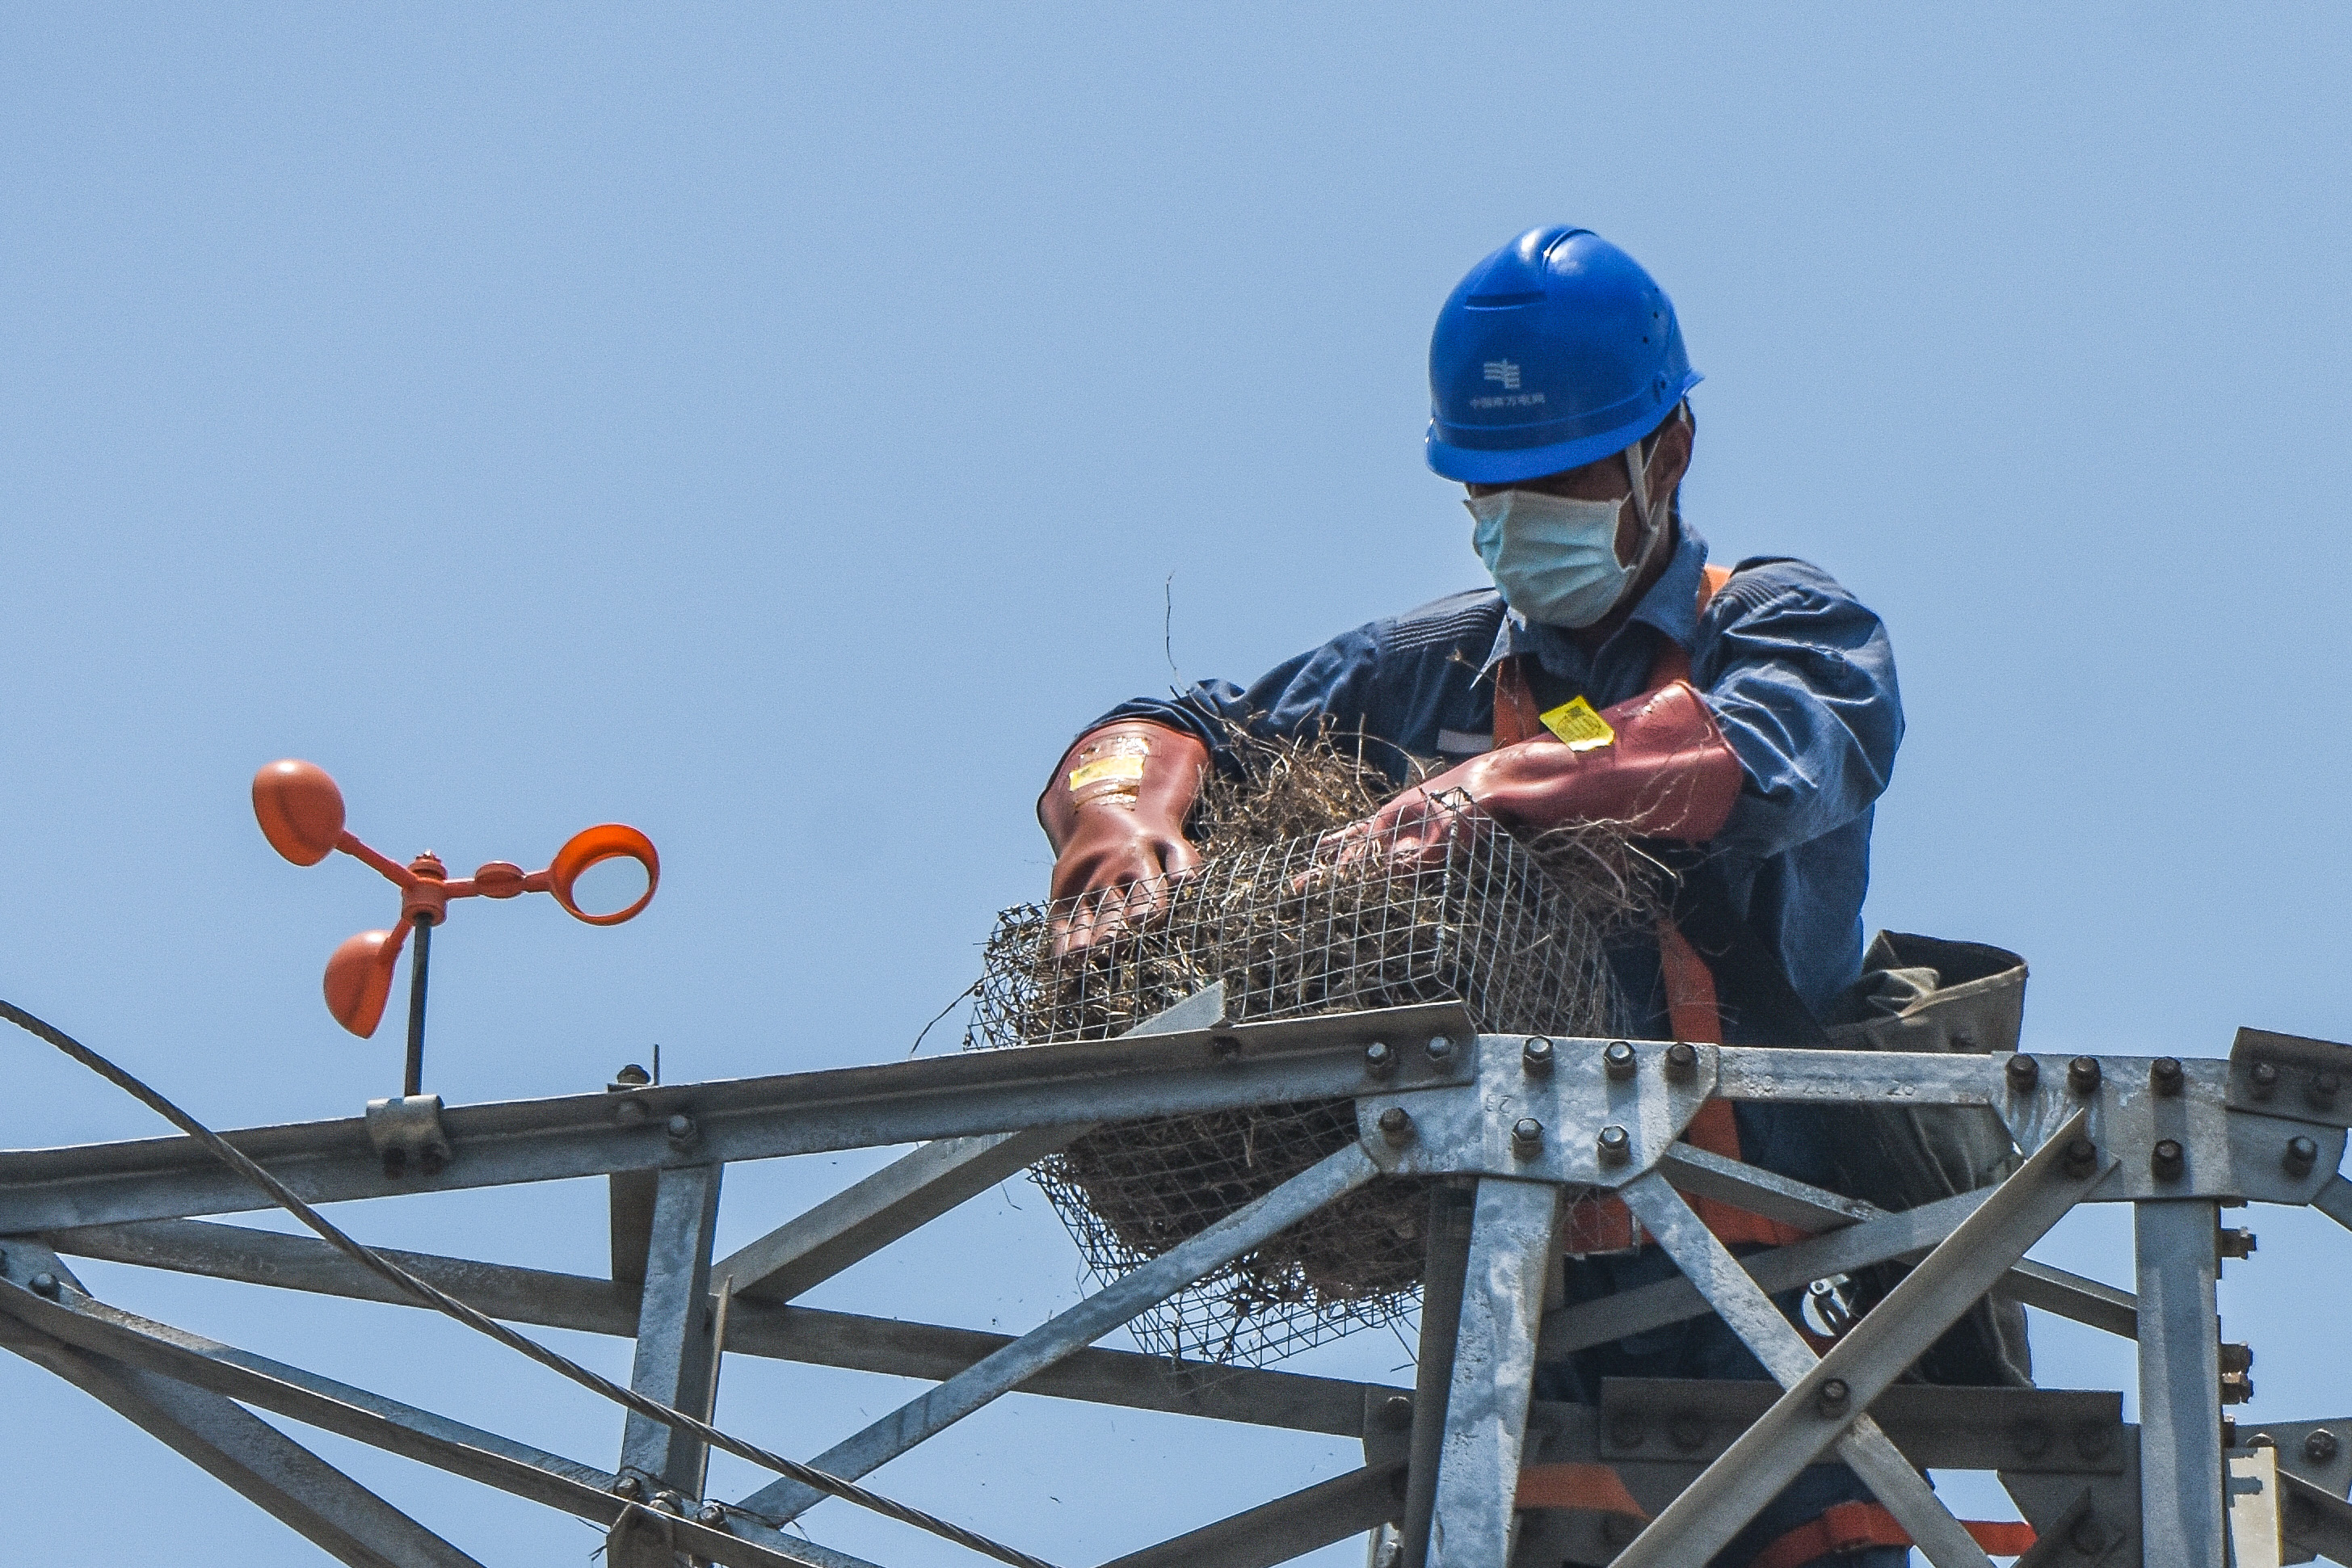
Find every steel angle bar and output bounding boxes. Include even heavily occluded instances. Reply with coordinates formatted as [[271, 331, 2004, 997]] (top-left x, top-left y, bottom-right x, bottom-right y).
[[1096, 1462, 1403, 1568], [720, 1127, 1083, 1303], [1541, 1184, 2135, 1358], [1710, 1046, 1997, 1107], [1596, 1381, 2124, 1477], [0, 1000, 1467, 1233], [2313, 1172, 2352, 1231], [1617, 1171, 1993, 1568], [2228, 1446, 2287, 1568], [44, 1218, 1386, 1436], [1400, 1180, 1475, 1568], [738, 1141, 1383, 1522], [0, 1274, 849, 1568], [2279, 1469, 2352, 1566], [2137, 1200, 2224, 1568], [1613, 1113, 2106, 1568], [1428, 1179, 1559, 1568], [718, 986, 1224, 1307], [621, 1162, 724, 1493], [1654, 1141, 1877, 1231], [0, 1251, 484, 1568]]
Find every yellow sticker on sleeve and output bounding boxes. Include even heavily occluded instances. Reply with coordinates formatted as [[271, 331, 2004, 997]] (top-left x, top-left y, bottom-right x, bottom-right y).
[[1538, 696, 1616, 752], [1068, 754, 1148, 791]]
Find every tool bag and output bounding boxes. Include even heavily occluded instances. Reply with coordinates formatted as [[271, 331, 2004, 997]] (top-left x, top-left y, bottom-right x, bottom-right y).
[[1821, 930, 2034, 1387]]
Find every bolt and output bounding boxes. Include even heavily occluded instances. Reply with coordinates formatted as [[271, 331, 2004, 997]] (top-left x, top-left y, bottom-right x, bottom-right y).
[[1524, 1037, 1556, 1075], [1364, 1040, 1395, 1078], [381, 1147, 408, 1180], [612, 1475, 645, 1500], [2251, 1060, 2280, 1098], [1607, 1410, 1646, 1448], [2285, 1136, 2320, 1177], [1664, 1040, 1698, 1082], [1596, 1124, 1630, 1166], [2248, 1431, 2277, 1449], [652, 1491, 684, 1515], [612, 1063, 652, 1087], [28, 1272, 60, 1298], [2151, 1139, 2186, 1181], [1603, 1040, 1636, 1081], [2151, 1057, 2184, 1096], [1513, 1118, 1546, 1157], [2063, 1137, 2100, 1179], [1816, 1378, 1851, 1416], [1425, 1036, 1454, 1063], [2219, 1227, 2258, 1259], [2068, 1056, 2102, 1095], [2011, 1419, 2052, 1460], [2220, 1343, 2255, 1374], [1378, 1107, 1414, 1146], [1668, 1411, 1709, 1452], [2073, 1421, 2114, 1461], [2312, 1070, 2343, 1110], [2005, 1054, 2040, 1093], [2222, 1417, 2240, 1451], [2222, 1371, 2255, 1405], [1380, 1394, 1414, 1431], [2308, 1428, 2341, 1464], [665, 1112, 697, 1146], [698, 1502, 728, 1525]]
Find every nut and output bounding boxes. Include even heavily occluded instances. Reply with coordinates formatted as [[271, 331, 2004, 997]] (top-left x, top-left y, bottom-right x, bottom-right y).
[[698, 1502, 728, 1525], [2062, 1137, 2100, 1179], [2005, 1054, 2040, 1092], [1596, 1125, 1629, 1166], [2250, 1061, 2280, 1099], [2313, 1070, 2344, 1109], [2307, 1428, 2341, 1464], [28, 1272, 61, 1298], [1668, 1410, 1709, 1452], [1424, 1036, 1454, 1063], [1816, 1378, 1850, 1415], [2151, 1057, 2184, 1096], [2068, 1056, 2102, 1095], [665, 1113, 698, 1146], [2221, 1371, 2255, 1405], [1378, 1107, 1414, 1146], [2219, 1343, 2254, 1374], [1523, 1037, 1555, 1075], [2151, 1139, 2186, 1181], [2285, 1136, 2320, 1177], [1664, 1040, 1698, 1082], [1603, 1040, 1636, 1081], [1512, 1118, 1546, 1157], [1380, 1394, 1414, 1431], [2219, 1227, 2258, 1259], [612, 1474, 645, 1499], [2010, 1419, 2052, 1460], [1364, 1041, 1396, 1079]]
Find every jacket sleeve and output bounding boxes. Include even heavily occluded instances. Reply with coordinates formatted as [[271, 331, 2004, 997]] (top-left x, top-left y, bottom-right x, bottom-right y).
[[1088, 620, 1391, 780], [1692, 559, 1903, 862]]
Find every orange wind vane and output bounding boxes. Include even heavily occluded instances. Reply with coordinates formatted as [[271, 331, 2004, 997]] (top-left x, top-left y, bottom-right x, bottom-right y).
[[252, 759, 658, 1095]]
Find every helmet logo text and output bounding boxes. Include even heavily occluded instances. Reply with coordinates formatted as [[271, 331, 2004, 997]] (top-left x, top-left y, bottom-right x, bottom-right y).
[[1483, 360, 1521, 389]]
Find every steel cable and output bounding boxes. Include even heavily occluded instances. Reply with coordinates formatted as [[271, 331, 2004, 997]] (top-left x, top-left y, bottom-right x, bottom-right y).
[[0, 999, 1057, 1568]]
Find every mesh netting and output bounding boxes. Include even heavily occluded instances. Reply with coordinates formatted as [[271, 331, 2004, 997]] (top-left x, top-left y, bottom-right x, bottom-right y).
[[974, 739, 1643, 1367]]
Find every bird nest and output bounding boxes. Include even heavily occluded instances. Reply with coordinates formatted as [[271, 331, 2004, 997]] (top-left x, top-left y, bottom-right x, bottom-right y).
[[973, 728, 1648, 1367]]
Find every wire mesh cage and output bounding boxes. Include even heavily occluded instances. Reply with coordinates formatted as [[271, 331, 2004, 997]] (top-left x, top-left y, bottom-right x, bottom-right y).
[[974, 788, 1638, 1368]]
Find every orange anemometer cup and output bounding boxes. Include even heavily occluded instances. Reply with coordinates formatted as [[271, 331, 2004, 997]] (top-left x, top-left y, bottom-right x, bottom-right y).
[[252, 760, 659, 1041]]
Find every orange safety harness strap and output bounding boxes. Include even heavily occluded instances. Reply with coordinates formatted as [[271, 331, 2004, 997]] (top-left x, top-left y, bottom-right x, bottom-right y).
[[1513, 1462, 1647, 1519], [1496, 565, 1803, 1252], [1748, 1501, 2036, 1568]]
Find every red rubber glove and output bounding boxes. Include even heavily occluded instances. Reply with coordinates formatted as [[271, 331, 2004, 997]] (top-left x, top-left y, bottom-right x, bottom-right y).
[[1329, 681, 1744, 869], [1038, 721, 1210, 953]]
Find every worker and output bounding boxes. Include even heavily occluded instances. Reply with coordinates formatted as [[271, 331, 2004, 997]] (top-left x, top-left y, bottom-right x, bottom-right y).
[[1037, 226, 1914, 1567]]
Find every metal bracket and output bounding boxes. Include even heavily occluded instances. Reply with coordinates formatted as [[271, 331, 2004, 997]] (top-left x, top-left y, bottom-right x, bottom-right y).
[[365, 1094, 453, 1179]]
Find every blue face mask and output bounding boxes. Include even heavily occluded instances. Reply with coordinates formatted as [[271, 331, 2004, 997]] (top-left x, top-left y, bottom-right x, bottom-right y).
[[1466, 489, 1635, 629]]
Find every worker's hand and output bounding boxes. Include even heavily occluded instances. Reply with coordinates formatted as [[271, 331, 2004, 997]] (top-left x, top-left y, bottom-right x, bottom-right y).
[[1319, 778, 1490, 876], [1048, 809, 1200, 953], [1038, 722, 1210, 956]]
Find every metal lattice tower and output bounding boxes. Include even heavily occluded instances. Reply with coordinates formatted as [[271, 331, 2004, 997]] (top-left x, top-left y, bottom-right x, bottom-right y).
[[6, 985, 2352, 1566]]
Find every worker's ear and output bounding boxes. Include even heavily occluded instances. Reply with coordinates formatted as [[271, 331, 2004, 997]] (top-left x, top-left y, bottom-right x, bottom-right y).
[[1646, 406, 1694, 507]]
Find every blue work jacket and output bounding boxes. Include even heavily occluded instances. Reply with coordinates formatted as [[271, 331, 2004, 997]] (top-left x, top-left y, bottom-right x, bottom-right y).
[[1094, 524, 1903, 1037]]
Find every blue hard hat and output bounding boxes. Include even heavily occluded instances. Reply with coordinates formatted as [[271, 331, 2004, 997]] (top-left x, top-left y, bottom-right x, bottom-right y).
[[1426, 226, 1702, 485]]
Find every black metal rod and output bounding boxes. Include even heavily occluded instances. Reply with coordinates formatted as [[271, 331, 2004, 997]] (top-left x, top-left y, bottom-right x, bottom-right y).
[[403, 916, 432, 1099]]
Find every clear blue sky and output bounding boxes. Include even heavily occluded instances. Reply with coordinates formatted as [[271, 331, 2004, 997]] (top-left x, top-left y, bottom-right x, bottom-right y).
[[4, 6, 2349, 1564]]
